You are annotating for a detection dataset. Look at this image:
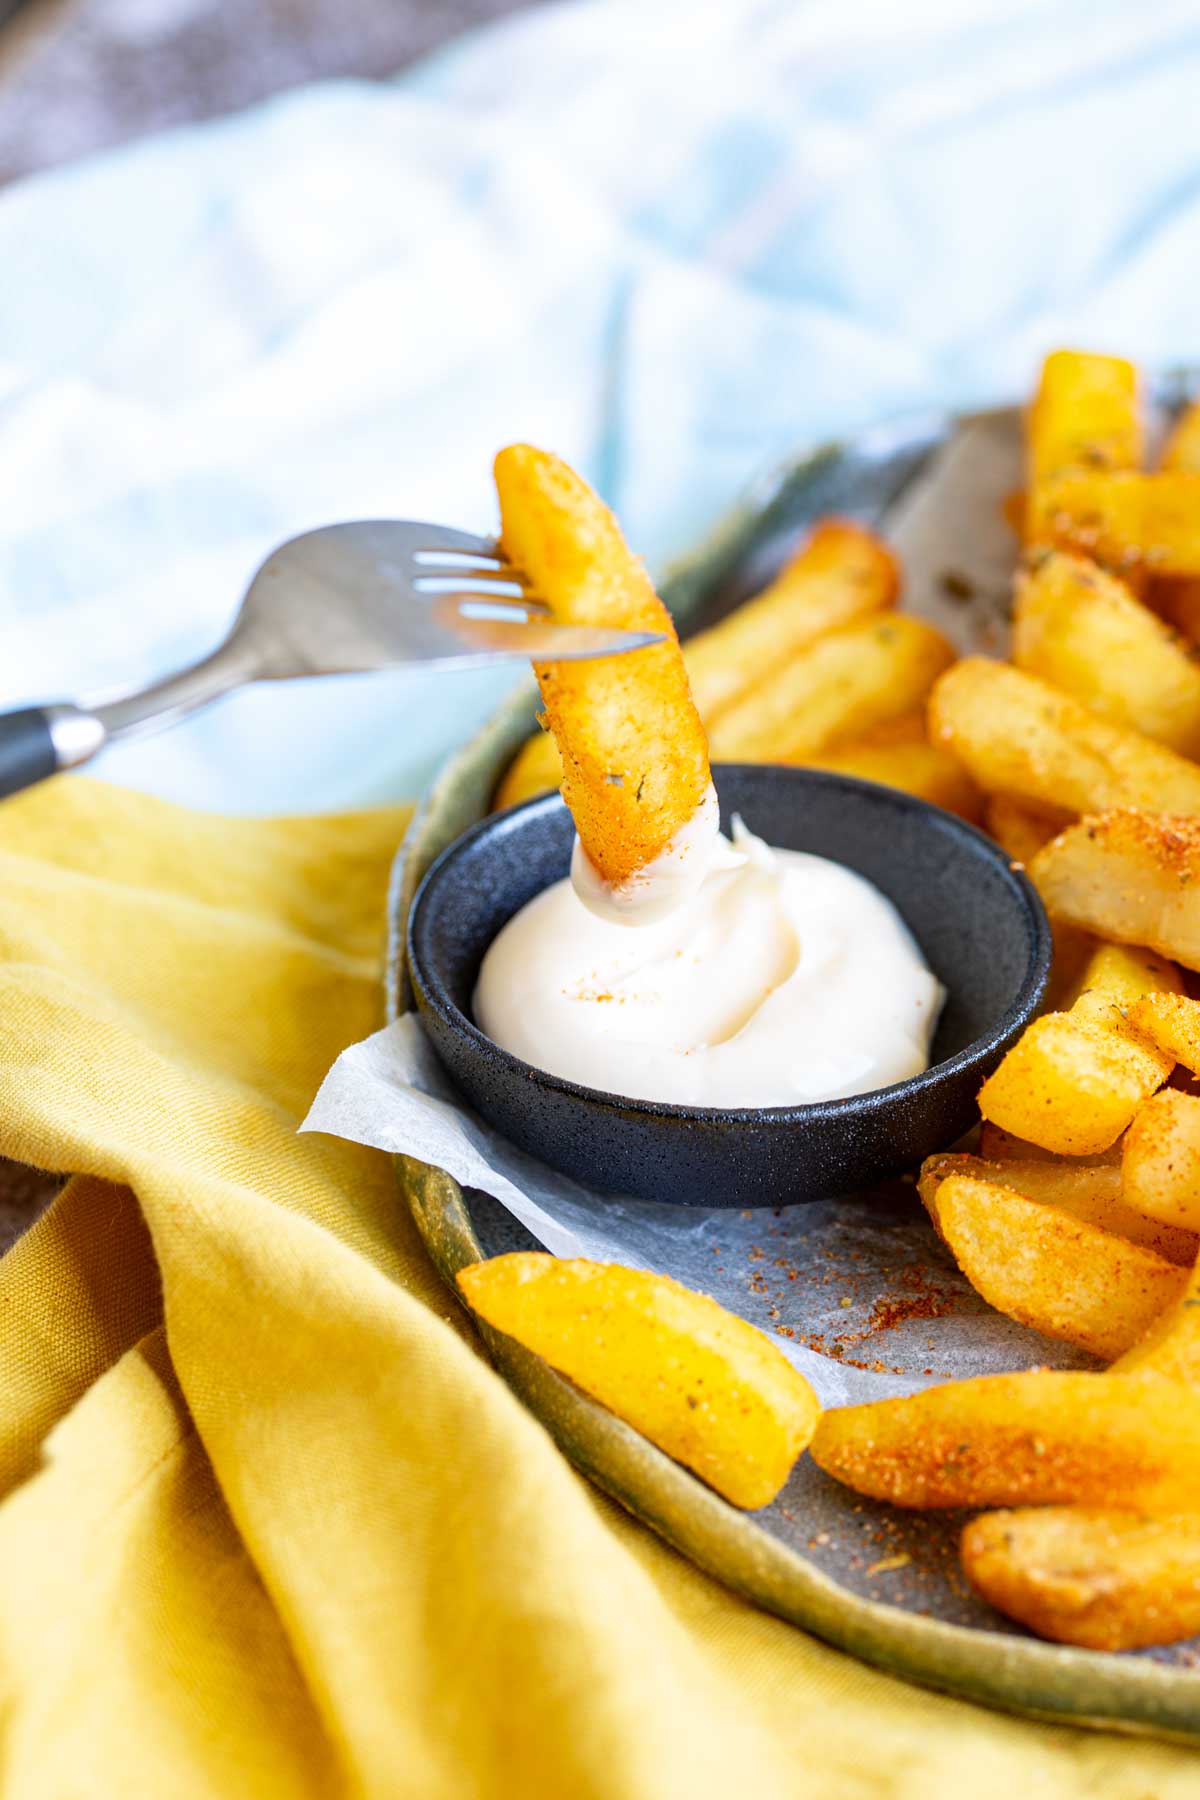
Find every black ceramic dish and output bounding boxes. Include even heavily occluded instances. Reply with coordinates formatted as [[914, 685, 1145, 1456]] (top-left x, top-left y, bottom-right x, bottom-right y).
[[408, 764, 1051, 1207]]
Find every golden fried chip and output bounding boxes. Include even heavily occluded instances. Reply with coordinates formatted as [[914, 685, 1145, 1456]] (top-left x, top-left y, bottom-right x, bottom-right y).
[[494, 517, 898, 811], [1121, 1089, 1200, 1235], [457, 1253, 818, 1510], [1127, 991, 1200, 1075], [1152, 401, 1200, 642], [977, 941, 1181, 1155], [708, 614, 954, 763], [928, 659, 1200, 819], [1030, 810, 1200, 971], [798, 727, 981, 820], [918, 1152, 1196, 1263], [977, 1120, 1119, 1166], [1026, 469, 1200, 575], [686, 519, 899, 720], [495, 445, 709, 890], [494, 727, 563, 811], [921, 1173, 1186, 1359], [1014, 552, 1200, 755], [809, 1371, 1200, 1510], [983, 796, 1070, 864], [1027, 350, 1141, 489], [962, 1507, 1200, 1651]]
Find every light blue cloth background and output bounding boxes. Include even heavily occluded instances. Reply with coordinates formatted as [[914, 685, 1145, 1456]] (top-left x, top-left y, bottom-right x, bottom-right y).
[[3, 0, 1200, 812]]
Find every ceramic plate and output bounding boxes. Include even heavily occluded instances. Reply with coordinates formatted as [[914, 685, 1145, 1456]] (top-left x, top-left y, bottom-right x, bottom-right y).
[[387, 383, 1200, 1741]]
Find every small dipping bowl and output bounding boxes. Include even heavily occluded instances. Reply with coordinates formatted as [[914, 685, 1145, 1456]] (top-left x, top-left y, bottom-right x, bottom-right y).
[[407, 766, 1051, 1208]]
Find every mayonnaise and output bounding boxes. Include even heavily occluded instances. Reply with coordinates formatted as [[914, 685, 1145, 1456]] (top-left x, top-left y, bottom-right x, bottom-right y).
[[570, 783, 731, 925], [474, 817, 945, 1108]]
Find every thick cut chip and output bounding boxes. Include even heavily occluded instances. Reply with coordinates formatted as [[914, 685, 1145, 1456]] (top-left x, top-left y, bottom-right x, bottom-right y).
[[1153, 401, 1200, 643], [685, 519, 899, 721], [1121, 1090, 1200, 1234], [456, 1253, 819, 1510], [708, 614, 954, 763], [984, 1044, 1200, 1686], [495, 728, 564, 811], [1128, 990, 1200, 1075], [978, 1020, 1148, 1157], [495, 445, 709, 889], [977, 1121, 1120, 1166], [977, 941, 1181, 1155], [1025, 470, 1200, 575], [918, 1153, 1196, 1263], [1013, 552, 1200, 755], [1163, 399, 1200, 474], [961, 1507, 1200, 1651], [1116, 1230, 1200, 1384], [1156, 578, 1200, 654], [1027, 351, 1141, 489], [494, 517, 898, 811], [797, 725, 981, 820], [809, 1371, 1200, 1510], [1031, 810, 1200, 972], [920, 1173, 1186, 1359], [982, 795, 1092, 1002], [983, 796, 1069, 864], [928, 659, 1200, 819]]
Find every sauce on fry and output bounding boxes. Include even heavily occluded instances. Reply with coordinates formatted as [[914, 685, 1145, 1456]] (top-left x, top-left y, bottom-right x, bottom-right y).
[[475, 818, 944, 1108]]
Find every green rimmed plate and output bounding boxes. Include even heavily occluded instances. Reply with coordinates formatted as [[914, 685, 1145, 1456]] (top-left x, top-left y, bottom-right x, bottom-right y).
[[386, 388, 1200, 1741]]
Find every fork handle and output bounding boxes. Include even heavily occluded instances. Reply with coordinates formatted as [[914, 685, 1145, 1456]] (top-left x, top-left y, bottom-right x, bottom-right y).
[[0, 704, 106, 801]]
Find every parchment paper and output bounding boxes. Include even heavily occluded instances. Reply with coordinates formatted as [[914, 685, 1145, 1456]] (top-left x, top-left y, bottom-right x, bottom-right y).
[[303, 1014, 1091, 1412]]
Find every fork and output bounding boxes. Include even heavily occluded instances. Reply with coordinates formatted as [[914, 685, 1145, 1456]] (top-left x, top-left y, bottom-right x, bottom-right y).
[[0, 521, 661, 801]]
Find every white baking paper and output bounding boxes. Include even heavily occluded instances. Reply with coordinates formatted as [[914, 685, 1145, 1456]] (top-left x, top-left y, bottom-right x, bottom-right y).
[[302, 1015, 1089, 1408]]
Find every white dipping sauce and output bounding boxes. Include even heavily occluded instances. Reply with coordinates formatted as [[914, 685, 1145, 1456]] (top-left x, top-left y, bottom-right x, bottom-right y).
[[474, 815, 945, 1109]]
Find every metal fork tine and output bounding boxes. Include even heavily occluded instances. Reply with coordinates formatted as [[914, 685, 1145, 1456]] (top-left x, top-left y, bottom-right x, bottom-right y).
[[413, 566, 534, 592], [414, 544, 504, 566], [442, 615, 664, 661], [435, 593, 552, 617]]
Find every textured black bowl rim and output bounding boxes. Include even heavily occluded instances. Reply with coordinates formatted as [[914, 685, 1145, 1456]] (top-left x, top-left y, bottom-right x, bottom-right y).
[[408, 764, 1052, 1128]]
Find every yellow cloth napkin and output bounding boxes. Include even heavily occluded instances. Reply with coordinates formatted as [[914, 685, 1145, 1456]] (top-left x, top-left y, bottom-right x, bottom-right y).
[[0, 776, 1195, 1800]]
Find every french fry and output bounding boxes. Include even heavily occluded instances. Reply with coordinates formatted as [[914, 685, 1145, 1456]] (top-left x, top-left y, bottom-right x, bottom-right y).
[[983, 796, 1068, 864], [965, 1208, 1200, 1652], [686, 520, 899, 720], [918, 1153, 1196, 1263], [981, 795, 1091, 1003], [1127, 990, 1200, 1075], [495, 445, 709, 891], [977, 1120, 1120, 1166], [1027, 351, 1141, 489], [456, 1253, 819, 1509], [797, 725, 982, 820], [810, 1371, 1200, 1510], [708, 614, 954, 763], [494, 519, 899, 810], [1013, 552, 1200, 755], [1152, 402, 1200, 641], [928, 658, 1200, 819], [961, 1507, 1200, 1651], [1025, 469, 1200, 575], [1151, 577, 1200, 647], [942, 369, 1200, 1653], [1163, 398, 1200, 473], [1121, 1090, 1200, 1234], [495, 728, 564, 811], [977, 942, 1181, 1155], [1116, 1182, 1200, 1382], [1030, 810, 1200, 971], [920, 1173, 1186, 1359]]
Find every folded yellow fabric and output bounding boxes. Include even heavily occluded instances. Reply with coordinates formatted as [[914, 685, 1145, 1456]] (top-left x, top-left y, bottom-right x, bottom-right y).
[[0, 775, 1195, 1799]]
